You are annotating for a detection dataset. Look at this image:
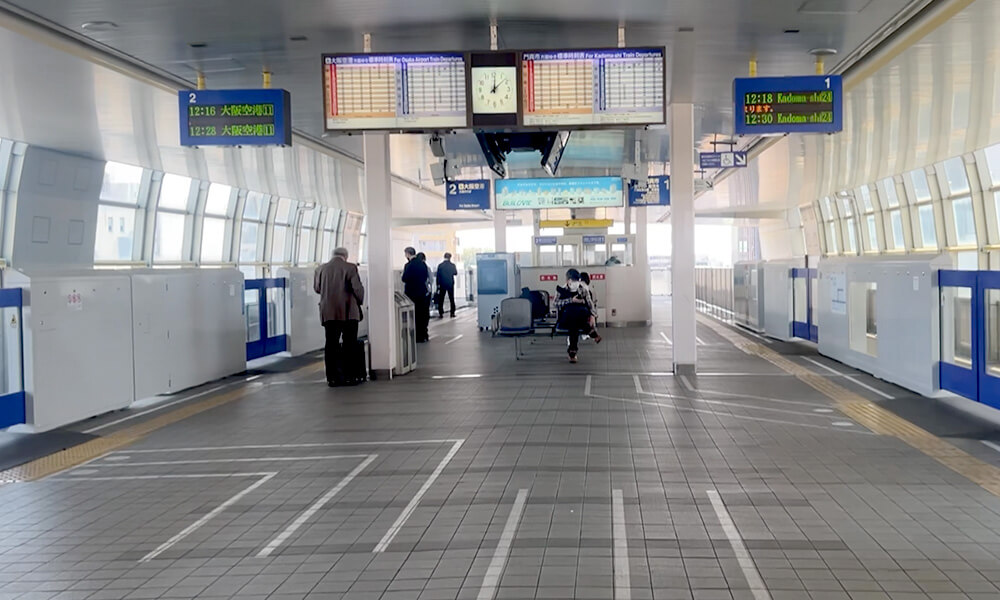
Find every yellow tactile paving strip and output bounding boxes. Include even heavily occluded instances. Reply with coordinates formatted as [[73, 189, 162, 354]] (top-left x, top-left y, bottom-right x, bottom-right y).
[[0, 357, 327, 485], [701, 317, 1000, 497]]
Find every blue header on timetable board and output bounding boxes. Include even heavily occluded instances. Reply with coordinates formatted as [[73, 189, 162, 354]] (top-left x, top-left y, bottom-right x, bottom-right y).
[[179, 89, 292, 147], [733, 75, 843, 135], [446, 179, 491, 210], [628, 176, 670, 207]]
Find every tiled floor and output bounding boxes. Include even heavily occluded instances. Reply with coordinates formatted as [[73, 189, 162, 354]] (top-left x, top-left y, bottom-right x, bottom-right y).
[[3, 301, 1000, 599]]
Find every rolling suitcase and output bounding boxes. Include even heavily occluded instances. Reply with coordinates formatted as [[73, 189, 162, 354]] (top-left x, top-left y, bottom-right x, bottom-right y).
[[349, 339, 370, 383]]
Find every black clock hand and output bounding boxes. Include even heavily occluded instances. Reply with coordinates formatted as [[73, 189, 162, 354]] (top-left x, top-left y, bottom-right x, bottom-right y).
[[491, 73, 497, 94]]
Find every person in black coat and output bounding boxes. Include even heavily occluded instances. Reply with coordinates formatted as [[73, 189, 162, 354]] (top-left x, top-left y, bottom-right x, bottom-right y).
[[435, 253, 459, 318], [402, 251, 432, 342]]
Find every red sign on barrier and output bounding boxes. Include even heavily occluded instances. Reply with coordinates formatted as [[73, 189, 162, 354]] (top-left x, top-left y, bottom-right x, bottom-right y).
[[590, 273, 606, 281], [540, 275, 558, 282]]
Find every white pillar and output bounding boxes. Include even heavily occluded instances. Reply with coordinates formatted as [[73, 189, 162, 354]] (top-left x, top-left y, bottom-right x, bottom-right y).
[[493, 210, 506, 253], [670, 103, 697, 375], [364, 132, 396, 378], [635, 206, 652, 322]]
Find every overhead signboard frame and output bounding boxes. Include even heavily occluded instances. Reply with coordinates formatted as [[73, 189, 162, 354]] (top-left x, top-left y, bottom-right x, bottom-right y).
[[179, 89, 292, 147], [733, 74, 843, 136], [322, 52, 470, 132]]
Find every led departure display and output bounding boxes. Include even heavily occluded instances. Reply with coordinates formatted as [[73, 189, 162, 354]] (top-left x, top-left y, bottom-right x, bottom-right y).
[[179, 89, 292, 147], [733, 75, 843, 135]]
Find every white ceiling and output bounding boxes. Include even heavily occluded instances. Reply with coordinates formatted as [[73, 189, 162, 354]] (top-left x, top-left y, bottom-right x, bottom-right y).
[[1, 0, 923, 177]]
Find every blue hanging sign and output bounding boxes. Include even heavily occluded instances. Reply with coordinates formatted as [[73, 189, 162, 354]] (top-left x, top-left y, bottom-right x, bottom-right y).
[[179, 89, 292, 147], [534, 236, 558, 246], [733, 75, 843, 135], [627, 176, 670, 207], [446, 179, 491, 210], [700, 151, 748, 169], [582, 235, 606, 245]]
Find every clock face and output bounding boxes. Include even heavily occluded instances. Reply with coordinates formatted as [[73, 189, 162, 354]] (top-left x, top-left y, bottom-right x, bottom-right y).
[[472, 67, 517, 115]]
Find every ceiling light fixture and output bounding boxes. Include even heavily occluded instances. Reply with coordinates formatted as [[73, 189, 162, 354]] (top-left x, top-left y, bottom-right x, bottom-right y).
[[809, 47, 838, 57], [189, 42, 208, 48], [81, 21, 118, 32], [784, 29, 800, 34], [289, 35, 308, 42]]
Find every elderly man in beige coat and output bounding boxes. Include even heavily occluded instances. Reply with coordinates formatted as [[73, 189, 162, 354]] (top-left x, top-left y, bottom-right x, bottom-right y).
[[314, 247, 365, 387]]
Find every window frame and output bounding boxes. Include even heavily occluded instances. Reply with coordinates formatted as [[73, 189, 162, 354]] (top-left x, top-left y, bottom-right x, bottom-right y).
[[95, 161, 151, 265]]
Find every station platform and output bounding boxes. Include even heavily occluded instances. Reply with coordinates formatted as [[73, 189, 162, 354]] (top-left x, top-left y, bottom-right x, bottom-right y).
[[3, 300, 1000, 600]]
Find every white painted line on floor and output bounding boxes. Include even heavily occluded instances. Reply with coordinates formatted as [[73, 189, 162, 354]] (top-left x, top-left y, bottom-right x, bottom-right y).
[[706, 490, 771, 600], [612, 489, 631, 600], [678, 375, 695, 392], [430, 374, 483, 380], [983, 440, 1000, 455], [374, 439, 465, 552], [803, 357, 847, 376], [803, 357, 895, 399], [632, 375, 645, 395], [659, 332, 672, 345], [140, 472, 276, 562], [92, 454, 369, 467], [54, 472, 276, 481], [477, 489, 529, 600], [584, 375, 592, 397], [122, 439, 464, 454], [246, 375, 262, 382], [83, 382, 239, 434], [445, 334, 464, 345], [696, 336, 708, 346], [258, 454, 377, 557], [742, 329, 774, 344]]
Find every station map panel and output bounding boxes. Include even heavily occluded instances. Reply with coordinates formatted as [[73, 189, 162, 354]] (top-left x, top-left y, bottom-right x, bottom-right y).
[[323, 53, 468, 131], [521, 48, 665, 127]]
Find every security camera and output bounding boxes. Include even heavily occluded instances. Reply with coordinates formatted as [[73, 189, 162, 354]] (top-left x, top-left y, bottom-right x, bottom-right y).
[[429, 135, 446, 158]]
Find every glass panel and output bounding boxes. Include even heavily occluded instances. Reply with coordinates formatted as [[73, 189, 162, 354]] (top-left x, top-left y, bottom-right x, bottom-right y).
[[300, 206, 315, 228], [271, 225, 288, 263], [321, 230, 334, 262], [942, 157, 970, 196], [159, 174, 193, 210], [820, 197, 834, 220], [957, 251, 979, 270], [100, 162, 143, 205], [985, 143, 1000, 187], [953, 196, 977, 245], [274, 198, 293, 224], [890, 210, 904, 249], [244, 192, 267, 221], [94, 204, 136, 261], [866, 215, 878, 251], [845, 219, 857, 253], [266, 286, 286, 337], [942, 286, 973, 366], [826, 222, 839, 254], [239, 222, 260, 263], [918, 204, 937, 249], [205, 183, 232, 216], [244, 290, 261, 343], [0, 305, 23, 395], [995, 191, 1000, 236], [910, 169, 933, 202], [153, 212, 186, 262], [880, 178, 899, 208], [849, 282, 877, 357], [839, 196, 854, 217], [200, 217, 226, 263], [793, 277, 807, 323], [858, 185, 873, 212], [988, 289, 1000, 376], [297, 228, 314, 265], [239, 265, 257, 280]]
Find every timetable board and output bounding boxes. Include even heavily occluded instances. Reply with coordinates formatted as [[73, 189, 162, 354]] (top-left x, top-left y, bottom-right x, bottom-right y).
[[323, 53, 468, 131], [521, 48, 665, 127]]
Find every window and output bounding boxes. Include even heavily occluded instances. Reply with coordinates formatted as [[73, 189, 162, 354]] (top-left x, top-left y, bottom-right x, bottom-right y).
[[271, 198, 294, 264], [866, 215, 878, 251], [844, 219, 858, 254], [918, 204, 938, 249], [159, 174, 193, 210], [296, 205, 317, 266], [200, 183, 232, 264], [953, 196, 977, 246], [889, 211, 905, 250], [985, 143, 1000, 186], [910, 169, 933, 202], [95, 162, 145, 262], [154, 212, 186, 262], [879, 178, 899, 208], [941, 157, 970, 196], [239, 192, 268, 265], [205, 183, 232, 216], [878, 178, 905, 251], [320, 209, 340, 261]]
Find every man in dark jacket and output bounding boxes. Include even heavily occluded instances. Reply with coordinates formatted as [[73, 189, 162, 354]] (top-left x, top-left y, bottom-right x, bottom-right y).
[[435, 253, 459, 318], [402, 251, 432, 342], [314, 247, 365, 387]]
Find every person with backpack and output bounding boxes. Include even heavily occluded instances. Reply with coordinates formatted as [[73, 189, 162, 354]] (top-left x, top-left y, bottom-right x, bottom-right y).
[[555, 269, 602, 363]]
